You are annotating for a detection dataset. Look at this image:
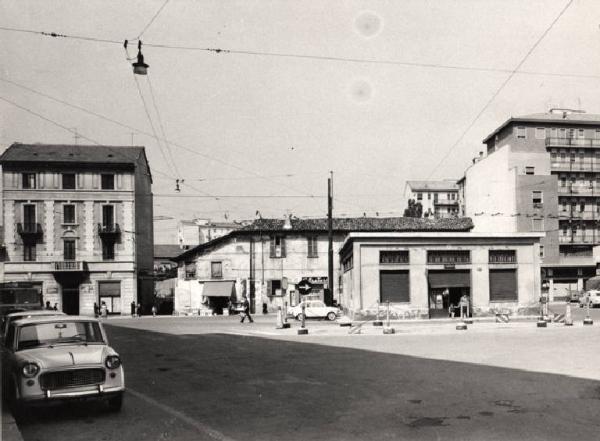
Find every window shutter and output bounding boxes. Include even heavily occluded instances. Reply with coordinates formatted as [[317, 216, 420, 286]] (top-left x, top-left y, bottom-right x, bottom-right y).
[[267, 280, 272, 296], [280, 237, 286, 257], [270, 237, 275, 257]]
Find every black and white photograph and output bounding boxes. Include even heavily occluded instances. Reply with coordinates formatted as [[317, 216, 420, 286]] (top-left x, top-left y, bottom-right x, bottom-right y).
[[1, 1, 600, 440]]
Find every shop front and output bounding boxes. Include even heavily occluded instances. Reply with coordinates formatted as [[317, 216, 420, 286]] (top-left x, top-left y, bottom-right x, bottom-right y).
[[427, 270, 471, 319]]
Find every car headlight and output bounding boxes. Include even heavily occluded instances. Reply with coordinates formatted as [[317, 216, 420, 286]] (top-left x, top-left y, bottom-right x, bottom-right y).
[[22, 362, 40, 378], [105, 355, 121, 369]]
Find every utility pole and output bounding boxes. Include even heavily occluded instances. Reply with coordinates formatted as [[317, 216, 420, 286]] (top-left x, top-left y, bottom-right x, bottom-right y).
[[327, 171, 334, 306]]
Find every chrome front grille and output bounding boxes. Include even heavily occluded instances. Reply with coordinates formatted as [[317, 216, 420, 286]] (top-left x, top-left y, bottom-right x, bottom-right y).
[[39, 369, 106, 391]]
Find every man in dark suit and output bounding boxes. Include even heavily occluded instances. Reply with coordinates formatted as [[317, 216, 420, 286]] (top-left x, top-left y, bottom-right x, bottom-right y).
[[240, 295, 253, 323]]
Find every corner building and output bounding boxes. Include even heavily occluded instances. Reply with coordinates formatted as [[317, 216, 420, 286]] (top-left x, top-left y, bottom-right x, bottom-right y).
[[0, 143, 154, 315]]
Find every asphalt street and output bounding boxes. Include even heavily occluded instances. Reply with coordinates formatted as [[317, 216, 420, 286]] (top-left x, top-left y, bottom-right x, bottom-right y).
[[10, 309, 600, 441]]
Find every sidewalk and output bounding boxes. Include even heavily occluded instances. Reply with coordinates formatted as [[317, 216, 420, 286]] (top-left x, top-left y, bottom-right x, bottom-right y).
[[2, 406, 23, 441]]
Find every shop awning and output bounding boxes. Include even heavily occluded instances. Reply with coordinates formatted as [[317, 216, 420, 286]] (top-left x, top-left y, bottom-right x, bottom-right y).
[[202, 281, 234, 298], [428, 271, 470, 288]]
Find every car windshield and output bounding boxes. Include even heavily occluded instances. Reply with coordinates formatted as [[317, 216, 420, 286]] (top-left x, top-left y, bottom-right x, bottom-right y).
[[17, 321, 104, 350]]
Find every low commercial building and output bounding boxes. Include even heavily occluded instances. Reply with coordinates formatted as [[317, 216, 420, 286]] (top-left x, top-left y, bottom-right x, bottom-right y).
[[339, 232, 543, 319], [172, 216, 474, 314]]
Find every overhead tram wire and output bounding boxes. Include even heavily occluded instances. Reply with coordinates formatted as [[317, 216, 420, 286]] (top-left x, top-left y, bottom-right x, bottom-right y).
[[426, 0, 574, 179], [135, 0, 171, 40], [147, 74, 180, 177], [0, 77, 326, 204], [124, 45, 178, 179], [1, 25, 600, 81]]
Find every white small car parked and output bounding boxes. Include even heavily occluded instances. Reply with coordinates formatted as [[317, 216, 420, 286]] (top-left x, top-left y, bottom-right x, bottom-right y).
[[1, 309, 66, 341], [1, 316, 124, 414], [288, 300, 340, 321], [579, 290, 600, 308]]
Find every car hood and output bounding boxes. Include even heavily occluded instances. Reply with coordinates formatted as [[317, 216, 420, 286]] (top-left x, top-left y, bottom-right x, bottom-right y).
[[16, 345, 114, 369]]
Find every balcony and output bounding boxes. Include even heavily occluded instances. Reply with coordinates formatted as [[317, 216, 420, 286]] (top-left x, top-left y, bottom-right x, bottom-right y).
[[17, 223, 43, 239], [558, 235, 598, 245], [551, 161, 600, 173], [557, 185, 600, 196], [433, 198, 458, 206], [546, 138, 600, 148], [53, 261, 87, 272], [559, 211, 600, 220], [97, 223, 121, 237]]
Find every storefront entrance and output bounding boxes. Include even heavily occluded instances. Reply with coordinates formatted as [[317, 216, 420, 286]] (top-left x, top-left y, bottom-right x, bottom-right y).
[[428, 270, 471, 319], [62, 285, 80, 315]]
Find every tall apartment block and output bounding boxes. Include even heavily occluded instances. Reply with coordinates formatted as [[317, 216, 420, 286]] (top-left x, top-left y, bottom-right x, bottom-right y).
[[404, 180, 459, 218], [461, 109, 600, 296], [0, 143, 154, 315]]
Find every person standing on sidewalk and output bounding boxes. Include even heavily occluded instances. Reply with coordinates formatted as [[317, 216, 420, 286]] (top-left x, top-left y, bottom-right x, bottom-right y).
[[459, 293, 470, 318], [240, 295, 253, 323]]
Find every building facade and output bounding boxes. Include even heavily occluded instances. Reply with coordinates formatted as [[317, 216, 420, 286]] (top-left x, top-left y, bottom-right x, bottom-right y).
[[340, 232, 542, 319], [172, 217, 473, 315], [177, 218, 242, 248], [464, 109, 600, 297], [404, 180, 459, 218], [0, 143, 154, 315]]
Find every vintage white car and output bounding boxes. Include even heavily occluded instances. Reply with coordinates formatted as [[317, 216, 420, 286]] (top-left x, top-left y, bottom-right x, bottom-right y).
[[1, 309, 65, 341], [288, 300, 340, 321], [1, 316, 124, 413], [579, 290, 600, 308]]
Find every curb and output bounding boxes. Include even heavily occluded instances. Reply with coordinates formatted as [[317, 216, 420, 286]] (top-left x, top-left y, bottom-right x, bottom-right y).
[[2, 407, 24, 441]]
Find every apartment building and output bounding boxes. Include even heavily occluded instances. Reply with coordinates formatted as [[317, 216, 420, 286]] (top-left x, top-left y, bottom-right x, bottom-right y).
[[0, 143, 154, 315], [464, 109, 600, 296], [404, 180, 459, 218]]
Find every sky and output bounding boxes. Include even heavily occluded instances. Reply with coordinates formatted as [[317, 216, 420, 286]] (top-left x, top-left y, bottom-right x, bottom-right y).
[[2, 0, 600, 244]]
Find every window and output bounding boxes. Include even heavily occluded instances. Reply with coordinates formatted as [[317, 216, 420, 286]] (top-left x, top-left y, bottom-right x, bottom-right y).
[[489, 250, 517, 263], [64, 239, 76, 260], [342, 255, 353, 272], [427, 193, 431, 200], [560, 177, 566, 187], [427, 250, 470, 264], [532, 191, 543, 205], [62, 173, 76, 189], [22, 173, 36, 189], [580, 202, 585, 212], [532, 218, 544, 232], [102, 205, 114, 227], [434, 193, 439, 202], [101, 174, 115, 190], [540, 245, 544, 258], [210, 261, 223, 278], [560, 152, 566, 160], [380, 250, 409, 264], [535, 128, 546, 139], [525, 166, 535, 175], [578, 129, 585, 138], [596, 130, 600, 140], [416, 192, 423, 201], [270, 236, 286, 258], [102, 241, 114, 260], [516, 126, 527, 139], [185, 262, 196, 279], [24, 243, 36, 261], [562, 202, 567, 211], [23, 204, 36, 227], [63, 204, 76, 224], [307, 236, 318, 258], [551, 151, 557, 160], [267, 279, 282, 296], [98, 281, 121, 314]]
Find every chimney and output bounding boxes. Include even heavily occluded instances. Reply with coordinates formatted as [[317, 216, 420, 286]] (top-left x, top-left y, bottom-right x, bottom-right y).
[[283, 214, 292, 230]]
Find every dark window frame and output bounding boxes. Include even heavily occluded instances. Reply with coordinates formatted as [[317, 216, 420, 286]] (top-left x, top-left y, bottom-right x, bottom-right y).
[[63, 204, 76, 224], [427, 250, 471, 264], [102, 241, 115, 261], [270, 236, 286, 258], [62, 173, 76, 190], [22, 173, 36, 189], [379, 250, 409, 264], [101, 174, 115, 190], [23, 243, 36, 261], [211, 261, 223, 279], [307, 236, 318, 258], [489, 250, 517, 264]]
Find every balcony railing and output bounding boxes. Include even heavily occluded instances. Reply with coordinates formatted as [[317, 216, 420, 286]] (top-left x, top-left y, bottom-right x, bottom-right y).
[[559, 211, 600, 220], [17, 223, 43, 236], [558, 235, 598, 245], [97, 223, 121, 236], [433, 198, 458, 206], [53, 261, 87, 272], [547, 137, 600, 148], [557, 185, 600, 196]]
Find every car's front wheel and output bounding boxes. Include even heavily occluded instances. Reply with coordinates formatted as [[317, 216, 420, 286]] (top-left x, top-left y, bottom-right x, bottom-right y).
[[107, 392, 123, 412], [327, 312, 337, 321]]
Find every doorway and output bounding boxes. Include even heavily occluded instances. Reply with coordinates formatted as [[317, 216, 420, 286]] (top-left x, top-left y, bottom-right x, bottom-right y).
[[427, 270, 471, 319], [62, 286, 80, 315]]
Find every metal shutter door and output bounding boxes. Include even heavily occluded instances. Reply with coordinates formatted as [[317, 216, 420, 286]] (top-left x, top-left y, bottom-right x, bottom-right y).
[[380, 271, 410, 303], [489, 269, 518, 301]]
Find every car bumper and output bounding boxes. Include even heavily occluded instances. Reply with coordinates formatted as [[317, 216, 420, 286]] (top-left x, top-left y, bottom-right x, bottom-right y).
[[20, 385, 125, 403]]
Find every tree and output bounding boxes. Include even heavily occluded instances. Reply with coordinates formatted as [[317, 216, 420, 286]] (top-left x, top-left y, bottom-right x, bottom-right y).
[[403, 199, 423, 218]]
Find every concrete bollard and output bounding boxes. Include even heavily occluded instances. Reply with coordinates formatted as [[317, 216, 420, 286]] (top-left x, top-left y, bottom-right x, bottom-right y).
[[383, 300, 395, 335], [564, 302, 573, 326]]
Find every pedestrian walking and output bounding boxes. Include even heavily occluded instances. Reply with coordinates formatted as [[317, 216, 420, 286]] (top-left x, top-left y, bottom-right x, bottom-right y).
[[151, 305, 157, 317], [45, 301, 52, 310], [130, 301, 136, 317], [136, 303, 142, 317], [240, 295, 253, 323], [53, 303, 58, 311], [93, 302, 99, 318]]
